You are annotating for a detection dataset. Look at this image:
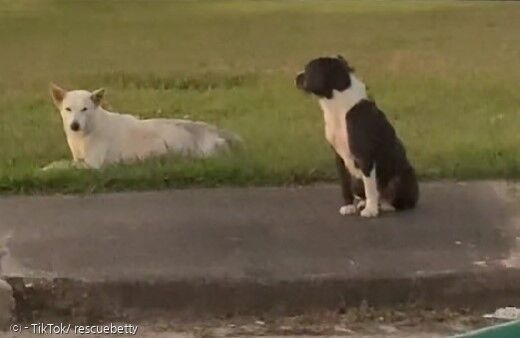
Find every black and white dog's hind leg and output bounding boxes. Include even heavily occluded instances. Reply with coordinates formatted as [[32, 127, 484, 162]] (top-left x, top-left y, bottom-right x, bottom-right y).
[[335, 153, 358, 216]]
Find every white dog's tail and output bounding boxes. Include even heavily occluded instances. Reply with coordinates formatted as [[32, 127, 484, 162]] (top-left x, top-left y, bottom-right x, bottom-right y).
[[174, 120, 242, 156], [216, 128, 242, 148], [203, 125, 242, 155]]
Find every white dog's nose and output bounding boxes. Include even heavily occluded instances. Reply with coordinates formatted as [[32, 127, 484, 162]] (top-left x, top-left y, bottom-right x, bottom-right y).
[[70, 121, 80, 132]]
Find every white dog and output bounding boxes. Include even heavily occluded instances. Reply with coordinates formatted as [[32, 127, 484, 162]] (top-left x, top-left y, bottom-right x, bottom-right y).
[[48, 84, 240, 169]]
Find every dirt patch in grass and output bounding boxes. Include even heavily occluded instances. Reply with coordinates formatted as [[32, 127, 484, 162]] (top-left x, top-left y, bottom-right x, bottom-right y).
[[81, 72, 257, 91]]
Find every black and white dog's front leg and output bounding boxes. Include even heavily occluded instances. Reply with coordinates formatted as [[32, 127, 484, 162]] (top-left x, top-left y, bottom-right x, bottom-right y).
[[335, 153, 357, 216], [347, 106, 382, 218], [359, 163, 379, 218]]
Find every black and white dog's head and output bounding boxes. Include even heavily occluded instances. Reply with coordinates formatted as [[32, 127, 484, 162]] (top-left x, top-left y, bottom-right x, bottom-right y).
[[295, 55, 355, 99]]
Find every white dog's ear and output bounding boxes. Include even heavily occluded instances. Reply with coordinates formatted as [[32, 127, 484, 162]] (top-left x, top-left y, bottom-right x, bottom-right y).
[[91, 88, 105, 106], [50, 83, 66, 108]]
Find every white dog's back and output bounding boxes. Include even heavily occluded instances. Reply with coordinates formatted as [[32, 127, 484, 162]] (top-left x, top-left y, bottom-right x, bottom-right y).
[[120, 117, 239, 158], [49, 85, 240, 169]]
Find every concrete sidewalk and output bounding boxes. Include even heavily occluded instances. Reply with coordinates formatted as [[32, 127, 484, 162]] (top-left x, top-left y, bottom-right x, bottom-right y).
[[0, 181, 519, 321]]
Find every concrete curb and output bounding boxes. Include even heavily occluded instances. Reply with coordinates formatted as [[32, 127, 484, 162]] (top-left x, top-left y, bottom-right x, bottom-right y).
[[0, 279, 13, 329], [7, 269, 520, 322]]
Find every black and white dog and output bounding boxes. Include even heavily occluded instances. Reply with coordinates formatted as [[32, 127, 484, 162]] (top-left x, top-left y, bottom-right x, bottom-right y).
[[296, 56, 418, 217]]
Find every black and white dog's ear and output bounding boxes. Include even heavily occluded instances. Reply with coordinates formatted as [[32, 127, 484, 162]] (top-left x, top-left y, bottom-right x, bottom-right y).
[[337, 54, 354, 72]]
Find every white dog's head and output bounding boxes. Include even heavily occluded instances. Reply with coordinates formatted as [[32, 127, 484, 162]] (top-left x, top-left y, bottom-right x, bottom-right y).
[[50, 84, 105, 134]]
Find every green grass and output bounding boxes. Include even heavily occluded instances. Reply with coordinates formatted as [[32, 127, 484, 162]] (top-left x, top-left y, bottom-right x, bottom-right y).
[[0, 0, 519, 193]]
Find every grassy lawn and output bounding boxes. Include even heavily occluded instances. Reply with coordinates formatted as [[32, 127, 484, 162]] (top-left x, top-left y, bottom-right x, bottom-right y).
[[0, 0, 519, 193]]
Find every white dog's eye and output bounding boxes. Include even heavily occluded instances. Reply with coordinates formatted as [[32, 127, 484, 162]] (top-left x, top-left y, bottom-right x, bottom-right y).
[[81, 107, 87, 112], [65, 107, 72, 112]]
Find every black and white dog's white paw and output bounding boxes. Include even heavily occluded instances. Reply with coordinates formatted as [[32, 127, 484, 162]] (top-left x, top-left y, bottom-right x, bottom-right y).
[[360, 203, 379, 218], [355, 199, 366, 211], [380, 201, 396, 212], [340, 199, 389, 217], [357, 200, 394, 217], [339, 204, 357, 216]]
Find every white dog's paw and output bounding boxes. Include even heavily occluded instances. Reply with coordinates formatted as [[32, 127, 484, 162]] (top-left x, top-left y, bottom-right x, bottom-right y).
[[360, 204, 379, 218], [339, 204, 357, 216], [41, 160, 75, 171]]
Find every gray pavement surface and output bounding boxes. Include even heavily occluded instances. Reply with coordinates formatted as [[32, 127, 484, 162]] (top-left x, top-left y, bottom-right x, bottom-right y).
[[0, 181, 518, 320]]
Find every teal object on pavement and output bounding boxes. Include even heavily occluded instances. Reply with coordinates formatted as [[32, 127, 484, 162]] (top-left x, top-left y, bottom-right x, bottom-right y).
[[450, 321, 520, 338]]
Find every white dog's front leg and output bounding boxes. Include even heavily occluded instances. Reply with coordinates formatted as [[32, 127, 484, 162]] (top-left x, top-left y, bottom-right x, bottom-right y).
[[83, 156, 103, 169], [66, 136, 83, 162], [83, 147, 106, 169], [360, 167, 379, 218], [71, 160, 91, 169]]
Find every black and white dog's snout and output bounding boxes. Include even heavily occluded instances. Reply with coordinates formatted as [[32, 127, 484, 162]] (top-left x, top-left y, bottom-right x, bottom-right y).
[[295, 72, 305, 90], [70, 121, 80, 132]]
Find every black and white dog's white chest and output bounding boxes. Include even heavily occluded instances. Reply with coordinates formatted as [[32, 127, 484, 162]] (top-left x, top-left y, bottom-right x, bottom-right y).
[[320, 103, 362, 179], [318, 75, 367, 179]]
